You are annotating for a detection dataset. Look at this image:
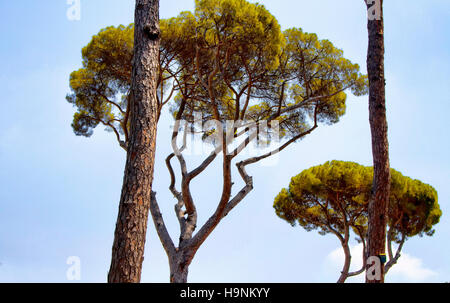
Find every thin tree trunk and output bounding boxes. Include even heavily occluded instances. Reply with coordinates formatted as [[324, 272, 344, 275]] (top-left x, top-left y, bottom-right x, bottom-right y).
[[337, 243, 352, 283], [169, 251, 192, 283], [108, 0, 160, 283], [365, 0, 391, 283]]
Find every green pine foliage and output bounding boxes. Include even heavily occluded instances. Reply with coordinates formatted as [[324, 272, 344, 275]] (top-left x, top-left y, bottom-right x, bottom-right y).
[[274, 160, 442, 245]]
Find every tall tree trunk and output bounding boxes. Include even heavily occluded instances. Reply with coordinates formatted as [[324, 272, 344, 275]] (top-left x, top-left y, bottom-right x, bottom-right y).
[[108, 0, 160, 283], [365, 0, 390, 283]]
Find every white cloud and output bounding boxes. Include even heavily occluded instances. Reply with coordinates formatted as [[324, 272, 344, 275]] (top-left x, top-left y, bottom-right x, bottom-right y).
[[324, 243, 365, 283], [324, 243, 438, 283], [387, 253, 438, 283]]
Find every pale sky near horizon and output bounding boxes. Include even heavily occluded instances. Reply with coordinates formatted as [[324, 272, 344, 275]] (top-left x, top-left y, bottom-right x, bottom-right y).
[[0, 0, 449, 283]]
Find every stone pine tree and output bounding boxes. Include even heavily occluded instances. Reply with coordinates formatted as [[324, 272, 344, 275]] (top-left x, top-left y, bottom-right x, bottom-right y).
[[274, 161, 441, 283], [67, 0, 368, 282], [365, 0, 390, 283], [150, 0, 367, 282], [383, 169, 441, 274], [274, 161, 372, 283], [66, 0, 160, 282], [107, 0, 160, 283]]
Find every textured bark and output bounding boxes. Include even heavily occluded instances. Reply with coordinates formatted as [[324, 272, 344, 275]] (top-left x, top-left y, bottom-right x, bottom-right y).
[[108, 0, 160, 283], [365, 0, 391, 283]]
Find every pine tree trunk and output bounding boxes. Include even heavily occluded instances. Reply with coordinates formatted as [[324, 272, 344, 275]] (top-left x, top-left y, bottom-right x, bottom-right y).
[[365, 0, 390, 283], [108, 0, 160, 283]]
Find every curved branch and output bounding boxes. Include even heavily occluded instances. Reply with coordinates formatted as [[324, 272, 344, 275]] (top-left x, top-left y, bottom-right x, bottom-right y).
[[222, 160, 254, 217], [348, 226, 367, 277], [166, 153, 183, 201], [106, 121, 127, 151], [162, 83, 176, 107], [166, 153, 187, 237], [187, 146, 221, 180], [267, 86, 350, 122], [188, 111, 320, 253], [94, 88, 126, 115], [149, 191, 176, 257], [170, 100, 200, 245], [238, 123, 318, 165], [187, 155, 233, 252], [240, 59, 253, 119], [385, 233, 406, 273], [189, 105, 321, 251], [78, 113, 127, 151]]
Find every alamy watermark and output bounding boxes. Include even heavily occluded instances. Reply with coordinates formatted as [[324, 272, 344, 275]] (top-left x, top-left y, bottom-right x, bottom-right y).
[[170, 112, 282, 166], [367, 0, 381, 21], [66, 256, 81, 281], [67, 0, 81, 21], [66, 0, 380, 22], [366, 256, 382, 281]]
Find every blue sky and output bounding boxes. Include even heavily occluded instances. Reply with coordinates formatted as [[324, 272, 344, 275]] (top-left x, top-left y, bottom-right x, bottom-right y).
[[0, 0, 449, 282]]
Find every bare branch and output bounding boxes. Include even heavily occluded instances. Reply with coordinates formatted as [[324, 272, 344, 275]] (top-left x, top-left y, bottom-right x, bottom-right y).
[[107, 121, 127, 151], [229, 122, 259, 158], [222, 160, 253, 217], [166, 153, 186, 230], [149, 191, 176, 257], [94, 88, 126, 115], [169, 101, 199, 244], [385, 232, 406, 273], [267, 86, 350, 122], [78, 113, 127, 150], [348, 226, 367, 277], [239, 123, 318, 166], [195, 47, 210, 94], [162, 83, 177, 107], [188, 110, 321, 252], [348, 265, 366, 277], [166, 153, 182, 201], [187, 146, 222, 180], [187, 155, 233, 252]]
